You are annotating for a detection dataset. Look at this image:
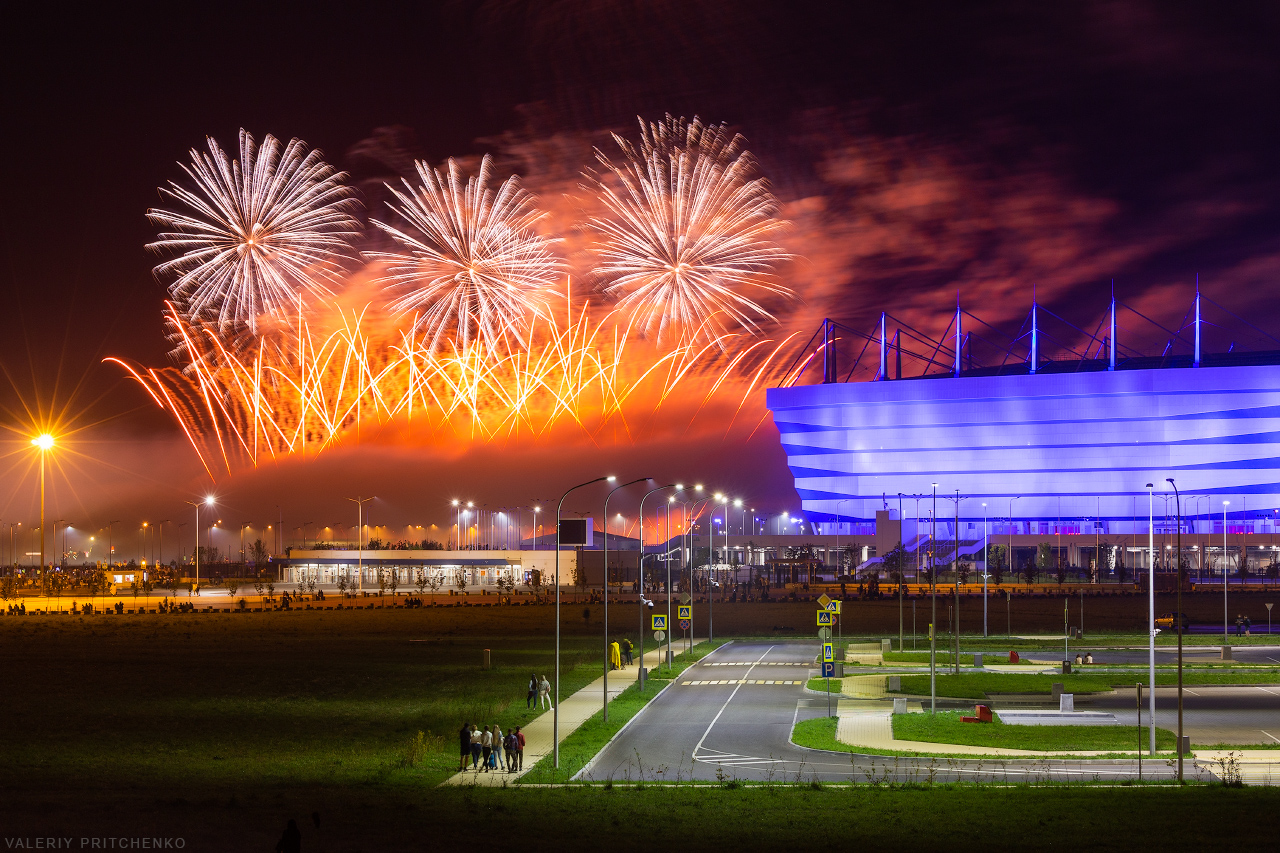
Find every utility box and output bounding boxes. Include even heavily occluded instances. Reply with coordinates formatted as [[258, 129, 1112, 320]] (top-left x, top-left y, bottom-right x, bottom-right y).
[[893, 698, 907, 714], [973, 653, 984, 668], [1059, 693, 1074, 712], [1222, 646, 1233, 660], [888, 675, 901, 691], [881, 639, 893, 653], [1051, 682, 1064, 700]]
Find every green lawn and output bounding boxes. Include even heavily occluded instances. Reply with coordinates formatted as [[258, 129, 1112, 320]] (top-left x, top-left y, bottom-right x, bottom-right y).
[[792, 715, 1178, 760], [894, 672, 1114, 698], [892, 710, 1178, 752]]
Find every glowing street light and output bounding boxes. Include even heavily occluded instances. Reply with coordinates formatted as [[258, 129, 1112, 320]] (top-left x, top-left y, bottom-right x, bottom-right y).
[[185, 496, 215, 595], [30, 433, 55, 590]]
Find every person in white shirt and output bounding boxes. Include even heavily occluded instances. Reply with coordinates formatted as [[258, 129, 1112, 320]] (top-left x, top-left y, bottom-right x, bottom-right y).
[[492, 725, 505, 771], [538, 675, 552, 710], [480, 725, 494, 772]]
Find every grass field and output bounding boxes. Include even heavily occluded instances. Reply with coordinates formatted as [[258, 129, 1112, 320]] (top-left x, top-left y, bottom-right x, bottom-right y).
[[792, 715, 1179, 761], [892, 710, 1178, 752], [894, 673, 1116, 698], [2, 607, 1278, 850]]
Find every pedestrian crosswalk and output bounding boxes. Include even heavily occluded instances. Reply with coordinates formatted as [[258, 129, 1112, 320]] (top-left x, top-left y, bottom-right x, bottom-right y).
[[682, 679, 803, 686], [704, 661, 809, 667]]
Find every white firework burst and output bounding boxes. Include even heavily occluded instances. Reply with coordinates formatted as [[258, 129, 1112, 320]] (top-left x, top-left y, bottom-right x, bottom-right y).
[[148, 129, 361, 332], [370, 155, 562, 354], [590, 115, 791, 345]]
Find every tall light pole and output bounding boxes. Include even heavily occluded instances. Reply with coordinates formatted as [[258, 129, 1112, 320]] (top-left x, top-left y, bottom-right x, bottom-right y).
[[185, 497, 214, 593], [347, 497, 375, 594], [952, 489, 961, 674], [554, 475, 612, 768], [1218, 499, 1228, 645], [713, 493, 733, 643], [30, 433, 54, 591], [982, 502, 989, 637], [897, 492, 906, 651], [603, 477, 648, 721], [1167, 478, 1185, 782], [451, 499, 460, 550], [930, 482, 938, 715], [1146, 484, 1155, 754], [638, 484, 676, 691]]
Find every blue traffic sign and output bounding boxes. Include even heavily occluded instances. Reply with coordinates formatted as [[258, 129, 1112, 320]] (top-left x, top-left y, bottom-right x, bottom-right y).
[[821, 662, 836, 678]]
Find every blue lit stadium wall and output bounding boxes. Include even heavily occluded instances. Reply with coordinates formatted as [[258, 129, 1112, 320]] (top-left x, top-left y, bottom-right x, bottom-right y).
[[765, 364, 1280, 533]]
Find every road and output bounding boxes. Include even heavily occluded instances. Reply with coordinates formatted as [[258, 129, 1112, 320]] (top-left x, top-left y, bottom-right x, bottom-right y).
[[584, 640, 1214, 784]]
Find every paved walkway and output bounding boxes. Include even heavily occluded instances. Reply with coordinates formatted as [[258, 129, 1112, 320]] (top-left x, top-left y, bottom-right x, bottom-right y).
[[1194, 750, 1280, 784], [442, 639, 705, 786]]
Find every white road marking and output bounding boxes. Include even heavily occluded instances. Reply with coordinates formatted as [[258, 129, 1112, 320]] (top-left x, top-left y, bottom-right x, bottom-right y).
[[692, 645, 775, 759], [1262, 730, 1280, 744], [1254, 686, 1280, 696]]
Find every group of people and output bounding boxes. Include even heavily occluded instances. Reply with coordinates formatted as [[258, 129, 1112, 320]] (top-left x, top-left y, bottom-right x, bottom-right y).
[[1235, 614, 1254, 635], [608, 638, 635, 670], [459, 722, 525, 773]]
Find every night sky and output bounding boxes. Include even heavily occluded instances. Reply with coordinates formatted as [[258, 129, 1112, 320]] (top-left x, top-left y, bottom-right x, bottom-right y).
[[3, 1, 1280, 556]]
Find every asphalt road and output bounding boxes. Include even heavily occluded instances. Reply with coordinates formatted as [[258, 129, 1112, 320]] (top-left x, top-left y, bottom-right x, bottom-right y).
[[584, 640, 1213, 784]]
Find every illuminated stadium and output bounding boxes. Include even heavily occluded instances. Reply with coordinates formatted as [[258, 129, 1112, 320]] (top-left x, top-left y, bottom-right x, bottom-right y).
[[766, 291, 1280, 575]]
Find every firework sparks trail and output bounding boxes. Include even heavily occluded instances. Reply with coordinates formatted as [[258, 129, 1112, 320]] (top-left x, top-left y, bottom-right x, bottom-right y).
[[590, 115, 794, 345], [147, 130, 362, 332], [109, 299, 798, 476], [371, 155, 563, 354]]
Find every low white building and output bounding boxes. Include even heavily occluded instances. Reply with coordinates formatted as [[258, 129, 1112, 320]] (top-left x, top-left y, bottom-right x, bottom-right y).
[[282, 549, 578, 590]]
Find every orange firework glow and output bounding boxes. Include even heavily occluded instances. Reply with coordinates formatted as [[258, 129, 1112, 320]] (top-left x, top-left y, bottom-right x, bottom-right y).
[[108, 293, 803, 478]]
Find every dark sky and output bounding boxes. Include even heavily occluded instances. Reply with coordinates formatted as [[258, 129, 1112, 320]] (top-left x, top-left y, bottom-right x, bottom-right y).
[[3, 1, 1280, 556]]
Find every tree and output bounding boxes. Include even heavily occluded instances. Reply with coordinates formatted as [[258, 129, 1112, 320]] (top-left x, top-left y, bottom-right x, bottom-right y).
[[1036, 542, 1054, 578], [1021, 555, 1037, 586], [415, 569, 428, 596], [336, 572, 348, 596], [249, 539, 269, 566], [572, 560, 587, 593], [425, 571, 444, 598], [388, 569, 399, 597], [454, 569, 468, 592], [378, 569, 389, 597], [987, 545, 1007, 587], [1266, 560, 1280, 588], [1054, 552, 1067, 586], [880, 544, 906, 585], [253, 576, 265, 598]]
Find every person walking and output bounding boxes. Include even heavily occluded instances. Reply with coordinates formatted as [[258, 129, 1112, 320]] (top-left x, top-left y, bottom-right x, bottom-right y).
[[504, 729, 517, 772], [469, 724, 482, 770], [527, 673, 538, 709], [481, 725, 494, 771], [458, 722, 473, 772], [492, 724, 506, 771], [538, 674, 552, 709], [515, 725, 525, 771]]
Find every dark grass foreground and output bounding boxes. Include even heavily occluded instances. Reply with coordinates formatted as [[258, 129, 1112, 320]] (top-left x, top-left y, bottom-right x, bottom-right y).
[[2, 785, 1276, 851]]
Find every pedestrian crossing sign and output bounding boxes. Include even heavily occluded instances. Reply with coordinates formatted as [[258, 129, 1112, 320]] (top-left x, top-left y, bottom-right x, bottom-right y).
[[678, 605, 692, 620], [823, 642, 834, 662], [825, 600, 841, 614], [651, 614, 667, 630], [817, 610, 833, 625]]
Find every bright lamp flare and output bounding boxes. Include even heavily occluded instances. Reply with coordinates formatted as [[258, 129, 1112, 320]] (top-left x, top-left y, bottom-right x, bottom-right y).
[[590, 115, 793, 345], [32, 433, 54, 450], [147, 129, 361, 332], [371, 155, 562, 354]]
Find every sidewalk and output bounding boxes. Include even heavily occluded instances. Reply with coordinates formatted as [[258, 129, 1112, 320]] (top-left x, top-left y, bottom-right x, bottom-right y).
[[442, 639, 705, 786]]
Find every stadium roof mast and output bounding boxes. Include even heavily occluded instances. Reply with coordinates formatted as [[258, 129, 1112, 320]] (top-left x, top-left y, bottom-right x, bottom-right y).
[[1194, 275, 1201, 368], [954, 293, 962, 378], [1029, 285, 1039, 375], [1109, 282, 1117, 371]]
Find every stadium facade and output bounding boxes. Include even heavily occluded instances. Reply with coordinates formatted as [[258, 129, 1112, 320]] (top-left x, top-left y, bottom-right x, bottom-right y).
[[766, 297, 1280, 545]]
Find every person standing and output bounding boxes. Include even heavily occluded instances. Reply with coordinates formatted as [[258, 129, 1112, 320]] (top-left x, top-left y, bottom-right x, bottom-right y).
[[469, 724, 482, 770], [538, 674, 552, 709], [527, 673, 538, 709], [492, 724, 505, 771], [515, 725, 525, 771], [623, 638, 634, 667], [458, 722, 473, 772], [481, 725, 494, 771]]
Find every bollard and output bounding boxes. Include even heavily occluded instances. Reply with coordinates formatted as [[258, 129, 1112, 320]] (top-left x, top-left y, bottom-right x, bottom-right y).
[[893, 697, 907, 714], [887, 675, 901, 691], [1059, 693, 1074, 713], [483, 649, 491, 670], [973, 652, 983, 668]]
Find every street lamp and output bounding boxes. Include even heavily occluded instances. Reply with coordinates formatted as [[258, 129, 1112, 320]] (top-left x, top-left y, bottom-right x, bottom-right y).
[[554, 475, 612, 768], [638, 484, 677, 689], [185, 497, 215, 595], [1167, 478, 1186, 781], [982, 502, 988, 638], [603, 477, 648, 721], [30, 433, 54, 590], [347, 497, 375, 594], [1223, 500, 1231, 648], [930, 482, 938, 715]]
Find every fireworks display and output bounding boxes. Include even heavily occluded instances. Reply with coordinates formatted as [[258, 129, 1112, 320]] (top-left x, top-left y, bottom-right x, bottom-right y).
[[371, 155, 562, 353], [147, 130, 361, 332], [590, 116, 793, 345], [120, 121, 801, 473]]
